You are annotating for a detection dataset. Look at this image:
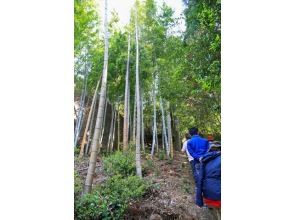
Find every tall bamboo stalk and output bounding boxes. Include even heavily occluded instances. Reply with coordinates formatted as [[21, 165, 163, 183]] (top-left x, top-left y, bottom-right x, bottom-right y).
[[123, 34, 131, 151], [135, 8, 142, 178], [117, 104, 120, 151], [151, 73, 157, 156], [110, 109, 117, 152], [100, 98, 108, 144], [84, 0, 109, 194], [129, 104, 132, 143], [166, 102, 173, 158], [172, 114, 181, 151], [107, 104, 114, 153], [160, 97, 169, 155], [140, 87, 145, 153], [85, 93, 98, 155], [132, 90, 137, 142]]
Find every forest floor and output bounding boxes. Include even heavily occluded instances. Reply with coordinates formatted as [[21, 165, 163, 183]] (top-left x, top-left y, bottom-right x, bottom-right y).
[[75, 151, 219, 220]]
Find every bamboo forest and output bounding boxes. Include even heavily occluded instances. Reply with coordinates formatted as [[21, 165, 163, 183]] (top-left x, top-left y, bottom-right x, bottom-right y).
[[74, 0, 221, 219]]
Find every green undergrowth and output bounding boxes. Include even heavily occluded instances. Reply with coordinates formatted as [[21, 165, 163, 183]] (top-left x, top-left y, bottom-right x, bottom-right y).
[[74, 147, 80, 156], [103, 151, 136, 177], [74, 150, 151, 220], [74, 171, 83, 199]]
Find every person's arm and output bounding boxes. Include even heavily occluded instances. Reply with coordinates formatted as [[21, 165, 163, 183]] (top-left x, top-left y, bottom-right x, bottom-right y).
[[181, 141, 187, 152], [205, 140, 210, 153], [196, 162, 204, 207]]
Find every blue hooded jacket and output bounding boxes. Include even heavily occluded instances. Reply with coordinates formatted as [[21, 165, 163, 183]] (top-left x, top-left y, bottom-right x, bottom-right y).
[[196, 151, 221, 207], [187, 135, 209, 161]]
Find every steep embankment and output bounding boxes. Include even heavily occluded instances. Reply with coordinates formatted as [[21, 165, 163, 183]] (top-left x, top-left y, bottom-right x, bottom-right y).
[[75, 152, 218, 220], [124, 153, 217, 220]]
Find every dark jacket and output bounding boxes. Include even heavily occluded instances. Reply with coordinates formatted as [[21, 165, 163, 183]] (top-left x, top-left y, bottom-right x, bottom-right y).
[[196, 151, 221, 207], [187, 135, 209, 161]]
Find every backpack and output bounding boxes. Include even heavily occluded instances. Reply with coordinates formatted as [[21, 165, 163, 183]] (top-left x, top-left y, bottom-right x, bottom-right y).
[[196, 151, 221, 207]]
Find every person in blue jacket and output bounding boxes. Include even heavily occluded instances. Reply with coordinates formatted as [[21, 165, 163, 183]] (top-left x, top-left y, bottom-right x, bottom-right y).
[[187, 127, 210, 181]]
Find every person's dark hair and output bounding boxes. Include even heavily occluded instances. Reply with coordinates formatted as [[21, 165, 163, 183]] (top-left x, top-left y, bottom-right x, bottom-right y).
[[185, 133, 191, 140], [189, 127, 198, 136]]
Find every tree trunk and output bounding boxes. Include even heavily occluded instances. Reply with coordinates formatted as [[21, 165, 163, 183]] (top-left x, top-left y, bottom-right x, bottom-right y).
[[84, 0, 109, 194], [132, 90, 137, 143], [151, 74, 157, 156], [156, 128, 159, 152], [161, 130, 164, 149], [135, 10, 142, 178], [100, 98, 108, 145], [110, 108, 117, 152], [107, 104, 114, 153], [123, 34, 131, 151], [160, 97, 169, 156], [166, 102, 173, 158], [79, 76, 102, 158], [129, 105, 132, 143], [140, 87, 145, 153], [85, 94, 98, 155], [172, 114, 181, 152], [117, 104, 120, 151]]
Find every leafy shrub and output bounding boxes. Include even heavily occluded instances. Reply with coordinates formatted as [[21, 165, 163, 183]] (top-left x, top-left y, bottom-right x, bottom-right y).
[[74, 147, 80, 156], [103, 151, 136, 177], [146, 158, 154, 170], [101, 175, 149, 201], [75, 193, 102, 220], [75, 175, 149, 220], [75, 191, 126, 220], [158, 150, 165, 160], [74, 171, 83, 199], [75, 150, 150, 219], [127, 143, 136, 151]]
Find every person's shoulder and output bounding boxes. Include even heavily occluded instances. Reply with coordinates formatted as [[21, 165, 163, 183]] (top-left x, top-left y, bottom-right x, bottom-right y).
[[199, 136, 208, 141]]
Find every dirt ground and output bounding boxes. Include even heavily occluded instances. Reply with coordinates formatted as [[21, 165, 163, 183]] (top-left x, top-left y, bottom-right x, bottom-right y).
[[75, 152, 220, 220], [124, 153, 219, 220]]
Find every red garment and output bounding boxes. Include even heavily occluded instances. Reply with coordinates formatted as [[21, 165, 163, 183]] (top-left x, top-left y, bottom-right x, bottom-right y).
[[207, 135, 214, 141], [204, 198, 221, 208]]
